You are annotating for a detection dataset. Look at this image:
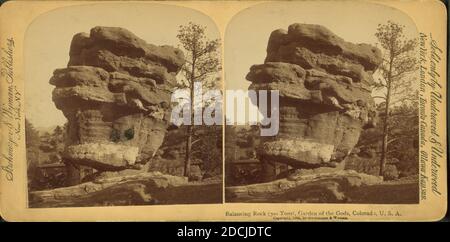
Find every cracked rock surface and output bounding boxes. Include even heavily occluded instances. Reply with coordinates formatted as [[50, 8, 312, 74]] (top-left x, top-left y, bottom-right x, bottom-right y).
[[50, 27, 185, 172], [247, 23, 381, 169]]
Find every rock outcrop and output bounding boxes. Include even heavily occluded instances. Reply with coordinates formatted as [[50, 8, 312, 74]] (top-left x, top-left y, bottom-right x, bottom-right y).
[[50, 27, 185, 179], [29, 172, 222, 207], [246, 24, 382, 177], [226, 170, 418, 204]]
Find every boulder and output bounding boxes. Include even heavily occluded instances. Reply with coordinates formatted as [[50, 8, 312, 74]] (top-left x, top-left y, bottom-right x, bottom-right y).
[[247, 24, 381, 175], [69, 27, 185, 73], [226, 169, 418, 204], [266, 24, 382, 71], [29, 172, 222, 207], [49, 27, 185, 178]]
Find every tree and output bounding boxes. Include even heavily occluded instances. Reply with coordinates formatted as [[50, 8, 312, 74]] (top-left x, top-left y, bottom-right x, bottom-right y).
[[25, 119, 41, 191], [386, 96, 419, 177], [176, 22, 221, 177], [191, 125, 223, 176], [374, 21, 417, 176], [25, 119, 40, 148]]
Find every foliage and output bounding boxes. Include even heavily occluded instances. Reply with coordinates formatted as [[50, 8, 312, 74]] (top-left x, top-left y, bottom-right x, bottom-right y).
[[373, 20, 418, 176], [26, 119, 68, 191], [224, 125, 262, 185], [26, 119, 41, 191], [176, 22, 222, 177], [191, 125, 223, 176], [177, 22, 221, 89], [352, 98, 419, 178]]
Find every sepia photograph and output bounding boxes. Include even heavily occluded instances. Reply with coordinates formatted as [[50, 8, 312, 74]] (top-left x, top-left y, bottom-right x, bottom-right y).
[[24, 3, 223, 207], [0, 0, 446, 222], [224, 1, 421, 204]]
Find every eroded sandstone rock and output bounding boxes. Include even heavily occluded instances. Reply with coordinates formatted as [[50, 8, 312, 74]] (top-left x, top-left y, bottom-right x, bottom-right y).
[[29, 172, 223, 207], [247, 24, 381, 175], [50, 27, 185, 175], [225, 170, 420, 204]]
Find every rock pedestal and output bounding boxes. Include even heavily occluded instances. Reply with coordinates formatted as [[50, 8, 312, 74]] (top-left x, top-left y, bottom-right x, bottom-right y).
[[246, 24, 382, 180], [50, 27, 185, 184]]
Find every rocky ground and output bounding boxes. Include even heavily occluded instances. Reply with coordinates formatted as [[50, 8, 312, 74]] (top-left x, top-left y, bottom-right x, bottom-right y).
[[29, 172, 222, 208], [225, 170, 418, 204]]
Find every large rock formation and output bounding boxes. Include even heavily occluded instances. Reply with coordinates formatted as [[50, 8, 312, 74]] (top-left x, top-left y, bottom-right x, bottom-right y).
[[49, 27, 185, 181], [246, 24, 382, 178]]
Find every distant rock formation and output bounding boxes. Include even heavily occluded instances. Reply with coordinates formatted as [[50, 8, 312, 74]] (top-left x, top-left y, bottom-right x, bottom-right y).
[[50, 27, 185, 183], [246, 24, 382, 179]]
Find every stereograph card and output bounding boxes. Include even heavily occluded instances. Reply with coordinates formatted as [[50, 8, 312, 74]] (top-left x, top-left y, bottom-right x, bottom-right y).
[[0, 0, 447, 221]]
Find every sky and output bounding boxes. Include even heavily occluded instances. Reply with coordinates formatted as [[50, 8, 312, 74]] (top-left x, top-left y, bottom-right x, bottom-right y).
[[25, 2, 219, 129], [25, 1, 418, 129]]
